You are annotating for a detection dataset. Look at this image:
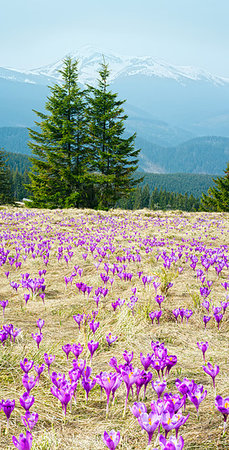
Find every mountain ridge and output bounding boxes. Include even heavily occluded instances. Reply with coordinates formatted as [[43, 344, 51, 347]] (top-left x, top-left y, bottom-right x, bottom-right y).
[[2, 45, 229, 87]]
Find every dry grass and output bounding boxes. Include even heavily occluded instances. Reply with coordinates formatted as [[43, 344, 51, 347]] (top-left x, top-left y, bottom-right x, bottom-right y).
[[0, 206, 229, 449]]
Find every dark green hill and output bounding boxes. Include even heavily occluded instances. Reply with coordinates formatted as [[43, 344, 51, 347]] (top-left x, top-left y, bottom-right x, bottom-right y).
[[138, 172, 214, 198]]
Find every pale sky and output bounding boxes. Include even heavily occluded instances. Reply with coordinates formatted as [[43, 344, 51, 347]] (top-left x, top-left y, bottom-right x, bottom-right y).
[[1, 0, 229, 77]]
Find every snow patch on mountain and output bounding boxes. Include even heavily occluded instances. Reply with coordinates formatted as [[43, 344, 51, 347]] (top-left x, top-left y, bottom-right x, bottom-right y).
[[1, 45, 229, 87]]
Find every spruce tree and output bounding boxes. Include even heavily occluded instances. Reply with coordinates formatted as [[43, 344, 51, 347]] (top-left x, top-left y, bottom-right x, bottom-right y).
[[86, 61, 142, 209], [201, 163, 229, 211], [28, 57, 89, 208], [0, 150, 13, 204], [141, 184, 150, 208]]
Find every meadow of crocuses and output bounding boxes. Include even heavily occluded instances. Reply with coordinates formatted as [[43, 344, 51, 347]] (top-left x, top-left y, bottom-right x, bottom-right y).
[[0, 207, 229, 449]]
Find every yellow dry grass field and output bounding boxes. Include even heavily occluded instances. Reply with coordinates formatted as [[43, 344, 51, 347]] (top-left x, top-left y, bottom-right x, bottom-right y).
[[0, 206, 229, 449]]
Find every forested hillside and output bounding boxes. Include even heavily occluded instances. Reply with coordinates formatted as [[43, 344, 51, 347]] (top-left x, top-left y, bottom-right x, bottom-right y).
[[3, 151, 214, 203], [135, 135, 229, 174], [139, 172, 215, 197], [1, 127, 229, 175]]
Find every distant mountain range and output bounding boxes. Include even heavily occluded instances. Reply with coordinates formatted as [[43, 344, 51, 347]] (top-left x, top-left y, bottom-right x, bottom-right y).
[[1, 45, 229, 173]]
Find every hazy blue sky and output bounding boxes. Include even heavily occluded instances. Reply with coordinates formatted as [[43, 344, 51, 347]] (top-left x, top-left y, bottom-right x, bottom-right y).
[[2, 0, 229, 76]]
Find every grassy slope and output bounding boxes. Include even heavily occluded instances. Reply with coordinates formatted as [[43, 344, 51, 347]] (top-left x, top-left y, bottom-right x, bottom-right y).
[[0, 207, 229, 449]]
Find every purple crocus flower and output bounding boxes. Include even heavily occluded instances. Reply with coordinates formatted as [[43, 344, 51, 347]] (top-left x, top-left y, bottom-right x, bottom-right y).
[[215, 395, 229, 434], [103, 430, 120, 450], [203, 315, 211, 329], [109, 357, 120, 373], [71, 343, 83, 359], [88, 340, 99, 361], [130, 401, 147, 419], [212, 305, 222, 315], [135, 370, 150, 401], [22, 374, 38, 393], [163, 393, 185, 414], [73, 314, 83, 330], [39, 293, 45, 303], [161, 410, 189, 438], [20, 358, 34, 374], [179, 308, 185, 323], [51, 385, 73, 415], [0, 330, 8, 346], [140, 353, 152, 371], [221, 282, 229, 290], [44, 353, 55, 374], [81, 376, 96, 401], [106, 333, 118, 346], [175, 378, 194, 396], [31, 332, 43, 349], [19, 393, 35, 411], [111, 375, 122, 403], [34, 363, 45, 383], [221, 301, 229, 313], [120, 367, 140, 415], [155, 295, 165, 309], [165, 355, 177, 376], [172, 309, 180, 323], [158, 434, 184, 450], [10, 281, 20, 291], [89, 320, 100, 334], [214, 313, 223, 330], [155, 310, 162, 325], [202, 363, 219, 389], [74, 359, 86, 376], [149, 311, 157, 324], [21, 411, 39, 430], [151, 359, 166, 379], [62, 344, 72, 360], [153, 281, 161, 292], [123, 350, 133, 365], [0, 300, 8, 319], [111, 300, 119, 311], [187, 383, 207, 417], [1, 399, 15, 427], [96, 372, 118, 416], [51, 372, 66, 389], [184, 309, 193, 323], [200, 286, 211, 298], [152, 379, 167, 398], [12, 430, 33, 450], [175, 378, 194, 409], [11, 327, 21, 343], [36, 318, 44, 333], [201, 300, 210, 312], [197, 341, 208, 362], [139, 410, 160, 445], [152, 343, 165, 358]]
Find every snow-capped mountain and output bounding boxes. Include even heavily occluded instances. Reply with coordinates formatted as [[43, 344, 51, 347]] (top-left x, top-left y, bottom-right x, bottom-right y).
[[2, 45, 229, 87], [1, 45, 229, 148]]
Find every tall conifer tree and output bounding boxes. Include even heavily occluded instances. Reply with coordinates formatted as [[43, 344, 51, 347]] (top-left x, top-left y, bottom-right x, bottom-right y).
[[201, 162, 229, 211], [0, 150, 13, 204], [28, 57, 89, 208], [86, 61, 142, 209]]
